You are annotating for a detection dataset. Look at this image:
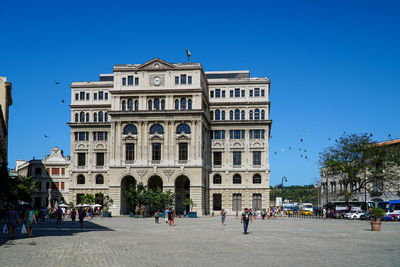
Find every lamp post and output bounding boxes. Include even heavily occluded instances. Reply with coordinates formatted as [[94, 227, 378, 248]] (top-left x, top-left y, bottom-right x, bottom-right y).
[[281, 176, 287, 203]]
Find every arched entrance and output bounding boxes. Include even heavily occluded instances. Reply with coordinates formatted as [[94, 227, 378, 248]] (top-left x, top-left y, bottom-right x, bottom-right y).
[[175, 175, 190, 215], [121, 175, 136, 215], [148, 176, 163, 191]]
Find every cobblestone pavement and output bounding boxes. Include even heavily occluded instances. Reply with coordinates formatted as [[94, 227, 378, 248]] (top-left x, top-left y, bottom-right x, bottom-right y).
[[0, 216, 399, 267]]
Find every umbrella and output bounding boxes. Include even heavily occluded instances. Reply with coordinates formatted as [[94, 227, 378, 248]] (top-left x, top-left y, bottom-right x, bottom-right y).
[[18, 200, 31, 206], [82, 204, 90, 207], [75, 204, 83, 208], [92, 204, 102, 207], [59, 204, 69, 207]]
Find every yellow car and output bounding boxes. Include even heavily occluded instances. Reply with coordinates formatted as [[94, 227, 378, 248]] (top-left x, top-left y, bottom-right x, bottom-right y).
[[300, 210, 313, 216], [285, 209, 294, 215]]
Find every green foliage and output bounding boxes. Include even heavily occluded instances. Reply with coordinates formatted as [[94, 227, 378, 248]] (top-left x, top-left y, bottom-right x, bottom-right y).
[[369, 206, 386, 220], [270, 184, 318, 205], [0, 173, 34, 204], [103, 195, 113, 212], [123, 182, 152, 211], [183, 198, 196, 212], [149, 187, 175, 211], [68, 202, 74, 208], [80, 194, 95, 205]]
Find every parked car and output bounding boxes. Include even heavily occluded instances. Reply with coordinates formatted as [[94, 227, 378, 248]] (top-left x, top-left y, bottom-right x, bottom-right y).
[[382, 214, 400, 221], [344, 210, 364, 220], [334, 210, 347, 219], [360, 212, 371, 220]]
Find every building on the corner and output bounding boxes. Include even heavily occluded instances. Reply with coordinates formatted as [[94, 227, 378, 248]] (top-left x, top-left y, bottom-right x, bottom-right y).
[[16, 147, 70, 208], [320, 138, 400, 207], [0, 76, 12, 172], [67, 58, 272, 216]]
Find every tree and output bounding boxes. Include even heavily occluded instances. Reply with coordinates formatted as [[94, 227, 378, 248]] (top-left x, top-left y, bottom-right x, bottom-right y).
[[320, 133, 400, 208], [0, 173, 34, 204], [103, 195, 113, 212], [183, 198, 196, 212], [149, 187, 175, 211], [80, 194, 95, 205], [122, 182, 152, 211], [270, 184, 318, 205]]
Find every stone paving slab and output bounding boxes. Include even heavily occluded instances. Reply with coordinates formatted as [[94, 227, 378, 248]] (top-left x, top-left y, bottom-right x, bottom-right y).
[[0, 216, 399, 267]]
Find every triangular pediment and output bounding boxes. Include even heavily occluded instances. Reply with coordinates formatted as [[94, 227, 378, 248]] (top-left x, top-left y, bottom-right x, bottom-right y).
[[136, 58, 176, 70]]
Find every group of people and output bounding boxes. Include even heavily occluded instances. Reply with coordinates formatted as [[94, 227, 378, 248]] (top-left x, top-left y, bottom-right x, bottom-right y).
[[3, 204, 37, 239]]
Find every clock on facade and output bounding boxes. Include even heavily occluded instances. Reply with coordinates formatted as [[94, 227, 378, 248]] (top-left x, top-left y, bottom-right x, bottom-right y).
[[152, 76, 161, 86]]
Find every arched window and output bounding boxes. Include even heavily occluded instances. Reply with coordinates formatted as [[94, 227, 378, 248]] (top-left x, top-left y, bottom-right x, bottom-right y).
[[234, 109, 240, 120], [233, 174, 241, 184], [213, 174, 222, 184], [261, 110, 265, 120], [154, 98, 160, 110], [77, 175, 85, 184], [250, 110, 253, 120], [86, 113, 90, 122], [148, 100, 152, 110], [150, 124, 164, 134], [96, 175, 104, 184], [222, 111, 225, 120], [105, 112, 108, 122], [161, 100, 165, 110], [253, 174, 262, 184], [254, 109, 260, 120], [135, 100, 139, 111], [94, 113, 97, 122], [175, 99, 179, 110], [241, 110, 245, 120], [99, 111, 104, 122], [80, 112, 84, 123], [128, 99, 133, 111], [181, 98, 186, 110], [75, 113, 78, 122], [122, 100, 126, 111], [176, 123, 191, 134], [230, 110, 233, 120], [215, 109, 220, 120], [188, 99, 192, 110], [210, 111, 214, 120], [123, 124, 138, 135]]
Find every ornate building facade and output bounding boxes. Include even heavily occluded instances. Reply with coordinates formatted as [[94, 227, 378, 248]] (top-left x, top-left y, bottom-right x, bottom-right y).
[[68, 58, 271, 216]]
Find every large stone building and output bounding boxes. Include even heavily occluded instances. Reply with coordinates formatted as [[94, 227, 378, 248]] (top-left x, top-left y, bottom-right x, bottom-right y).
[[66, 58, 271, 216], [0, 76, 12, 173]]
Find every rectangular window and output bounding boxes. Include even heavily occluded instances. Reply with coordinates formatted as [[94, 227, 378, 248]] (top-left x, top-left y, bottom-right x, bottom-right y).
[[178, 143, 188, 161], [230, 90, 233, 97], [249, 130, 253, 139], [126, 144, 134, 161], [75, 93, 79, 100], [181, 74, 187, 84], [98, 91, 103, 100], [261, 89, 265, 96], [96, 153, 104, 166], [250, 90, 253, 97], [128, 76, 133, 85], [61, 168, 65, 175], [255, 88, 260, 97], [51, 168, 60, 175], [152, 143, 161, 161], [234, 130, 241, 139], [241, 130, 245, 139], [86, 93, 90, 100], [35, 168, 42, 176], [252, 194, 262, 210], [98, 132, 104, 141], [253, 151, 261, 166], [213, 152, 222, 166], [232, 194, 242, 211], [241, 90, 245, 97], [210, 91, 214, 98], [105, 93, 108, 100], [135, 77, 139, 85], [74, 132, 78, 141], [61, 182, 65, 190], [175, 76, 179, 84], [80, 92, 85, 100], [122, 77, 126, 85], [222, 90, 225, 97], [79, 132, 85, 141], [235, 88, 240, 97], [213, 194, 222, 211], [78, 153, 85, 166], [254, 130, 261, 139], [215, 89, 220, 98], [233, 152, 242, 166], [94, 93, 97, 100], [229, 130, 233, 139], [188, 76, 192, 84]]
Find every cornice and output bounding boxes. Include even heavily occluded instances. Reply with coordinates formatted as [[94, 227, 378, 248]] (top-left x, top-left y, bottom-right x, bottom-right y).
[[69, 104, 111, 108], [210, 120, 272, 126], [70, 82, 113, 89], [210, 101, 271, 106], [208, 79, 270, 85], [67, 122, 111, 128], [110, 87, 205, 95]]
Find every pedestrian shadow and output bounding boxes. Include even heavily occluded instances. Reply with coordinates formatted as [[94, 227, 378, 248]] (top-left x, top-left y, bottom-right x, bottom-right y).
[[0, 218, 113, 246]]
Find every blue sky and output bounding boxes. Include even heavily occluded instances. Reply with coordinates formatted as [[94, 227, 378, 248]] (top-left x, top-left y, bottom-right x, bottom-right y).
[[1, 0, 399, 186]]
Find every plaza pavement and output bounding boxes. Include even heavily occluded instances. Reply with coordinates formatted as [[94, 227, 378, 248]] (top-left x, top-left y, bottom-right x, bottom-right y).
[[0, 216, 399, 267]]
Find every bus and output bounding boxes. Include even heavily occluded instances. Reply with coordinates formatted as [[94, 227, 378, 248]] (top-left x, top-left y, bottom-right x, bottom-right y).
[[333, 201, 374, 212], [378, 200, 400, 220]]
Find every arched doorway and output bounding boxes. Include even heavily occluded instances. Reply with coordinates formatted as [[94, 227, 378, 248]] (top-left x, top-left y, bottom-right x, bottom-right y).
[[175, 175, 190, 215], [120, 175, 136, 215], [148, 176, 163, 191]]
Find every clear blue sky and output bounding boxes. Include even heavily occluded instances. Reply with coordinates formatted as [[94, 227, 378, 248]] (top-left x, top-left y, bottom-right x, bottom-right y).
[[1, 0, 399, 186]]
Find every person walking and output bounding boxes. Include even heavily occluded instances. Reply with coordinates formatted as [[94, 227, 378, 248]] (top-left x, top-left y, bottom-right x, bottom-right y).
[[221, 209, 227, 226], [24, 206, 37, 238], [78, 208, 86, 228], [164, 208, 169, 224], [241, 208, 252, 234], [5, 205, 20, 240], [155, 210, 160, 224], [167, 209, 174, 227], [71, 209, 76, 224]]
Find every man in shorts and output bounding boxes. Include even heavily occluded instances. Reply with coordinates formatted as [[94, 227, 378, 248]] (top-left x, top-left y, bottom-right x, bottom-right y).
[[241, 208, 252, 234], [6, 205, 20, 240]]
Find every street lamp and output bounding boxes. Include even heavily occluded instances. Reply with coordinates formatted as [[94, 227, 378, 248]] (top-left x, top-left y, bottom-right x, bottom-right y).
[[281, 176, 287, 202]]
